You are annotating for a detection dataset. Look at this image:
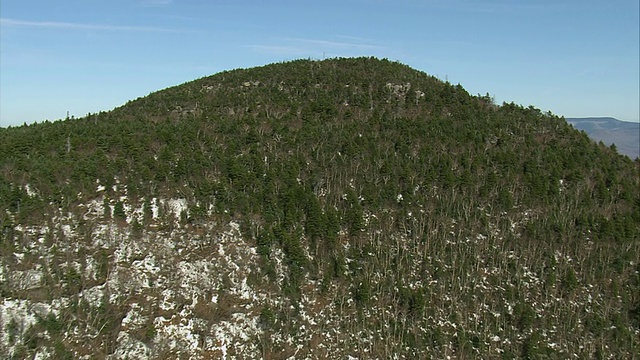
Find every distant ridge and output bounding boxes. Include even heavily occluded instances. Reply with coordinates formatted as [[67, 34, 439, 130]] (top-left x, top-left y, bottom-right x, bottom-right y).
[[566, 117, 639, 159]]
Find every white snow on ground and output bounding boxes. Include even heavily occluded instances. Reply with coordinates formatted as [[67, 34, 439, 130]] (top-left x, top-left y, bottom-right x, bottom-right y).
[[159, 289, 177, 311], [3, 192, 630, 359], [166, 198, 188, 218], [121, 303, 147, 328], [83, 197, 106, 219], [0, 298, 61, 355], [108, 332, 151, 360], [154, 316, 200, 352], [24, 184, 37, 197], [7, 269, 42, 291], [150, 197, 159, 219], [208, 313, 260, 358], [79, 284, 105, 308], [1, 299, 39, 343], [61, 224, 73, 237]]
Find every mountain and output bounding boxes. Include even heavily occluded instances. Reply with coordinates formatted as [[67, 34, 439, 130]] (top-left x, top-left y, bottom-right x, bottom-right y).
[[1, 57, 639, 359], [566, 117, 640, 159]]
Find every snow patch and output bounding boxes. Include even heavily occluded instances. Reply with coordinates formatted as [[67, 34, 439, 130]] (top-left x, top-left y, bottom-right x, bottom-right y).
[[167, 198, 188, 218]]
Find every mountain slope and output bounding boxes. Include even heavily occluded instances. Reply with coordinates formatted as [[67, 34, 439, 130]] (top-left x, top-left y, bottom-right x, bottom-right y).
[[566, 117, 640, 159], [1, 57, 639, 359]]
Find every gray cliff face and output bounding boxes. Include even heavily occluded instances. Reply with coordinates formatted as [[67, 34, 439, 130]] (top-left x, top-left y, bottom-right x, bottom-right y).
[[566, 117, 640, 159], [1, 183, 638, 359]]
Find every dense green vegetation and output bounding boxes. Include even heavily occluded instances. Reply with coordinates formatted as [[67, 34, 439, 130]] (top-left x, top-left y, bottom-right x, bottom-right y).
[[1, 57, 638, 358]]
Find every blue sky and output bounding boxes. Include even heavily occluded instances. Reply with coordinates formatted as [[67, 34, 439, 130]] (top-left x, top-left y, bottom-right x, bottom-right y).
[[1, 0, 638, 127]]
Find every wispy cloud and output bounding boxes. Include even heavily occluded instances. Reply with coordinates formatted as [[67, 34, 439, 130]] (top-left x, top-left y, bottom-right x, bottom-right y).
[[0, 18, 178, 33], [245, 45, 311, 56], [284, 37, 386, 51], [247, 36, 388, 57], [140, 0, 173, 7], [334, 35, 377, 44], [409, 0, 569, 14]]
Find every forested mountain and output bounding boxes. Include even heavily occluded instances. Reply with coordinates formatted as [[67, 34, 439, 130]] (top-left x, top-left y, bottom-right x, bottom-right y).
[[1, 57, 638, 359]]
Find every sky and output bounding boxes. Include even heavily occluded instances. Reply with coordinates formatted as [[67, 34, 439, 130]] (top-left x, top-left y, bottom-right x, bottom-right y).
[[1, 0, 638, 127]]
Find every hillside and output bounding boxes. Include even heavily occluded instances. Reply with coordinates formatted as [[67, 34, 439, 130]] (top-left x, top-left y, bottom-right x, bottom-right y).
[[1, 57, 639, 359], [566, 117, 640, 159]]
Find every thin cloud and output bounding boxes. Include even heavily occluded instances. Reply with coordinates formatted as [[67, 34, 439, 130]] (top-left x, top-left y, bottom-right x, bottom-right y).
[[334, 35, 376, 44], [140, 0, 173, 7], [0, 18, 179, 33], [400, 0, 568, 14], [245, 45, 311, 56], [284, 37, 386, 51], [247, 37, 390, 59]]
